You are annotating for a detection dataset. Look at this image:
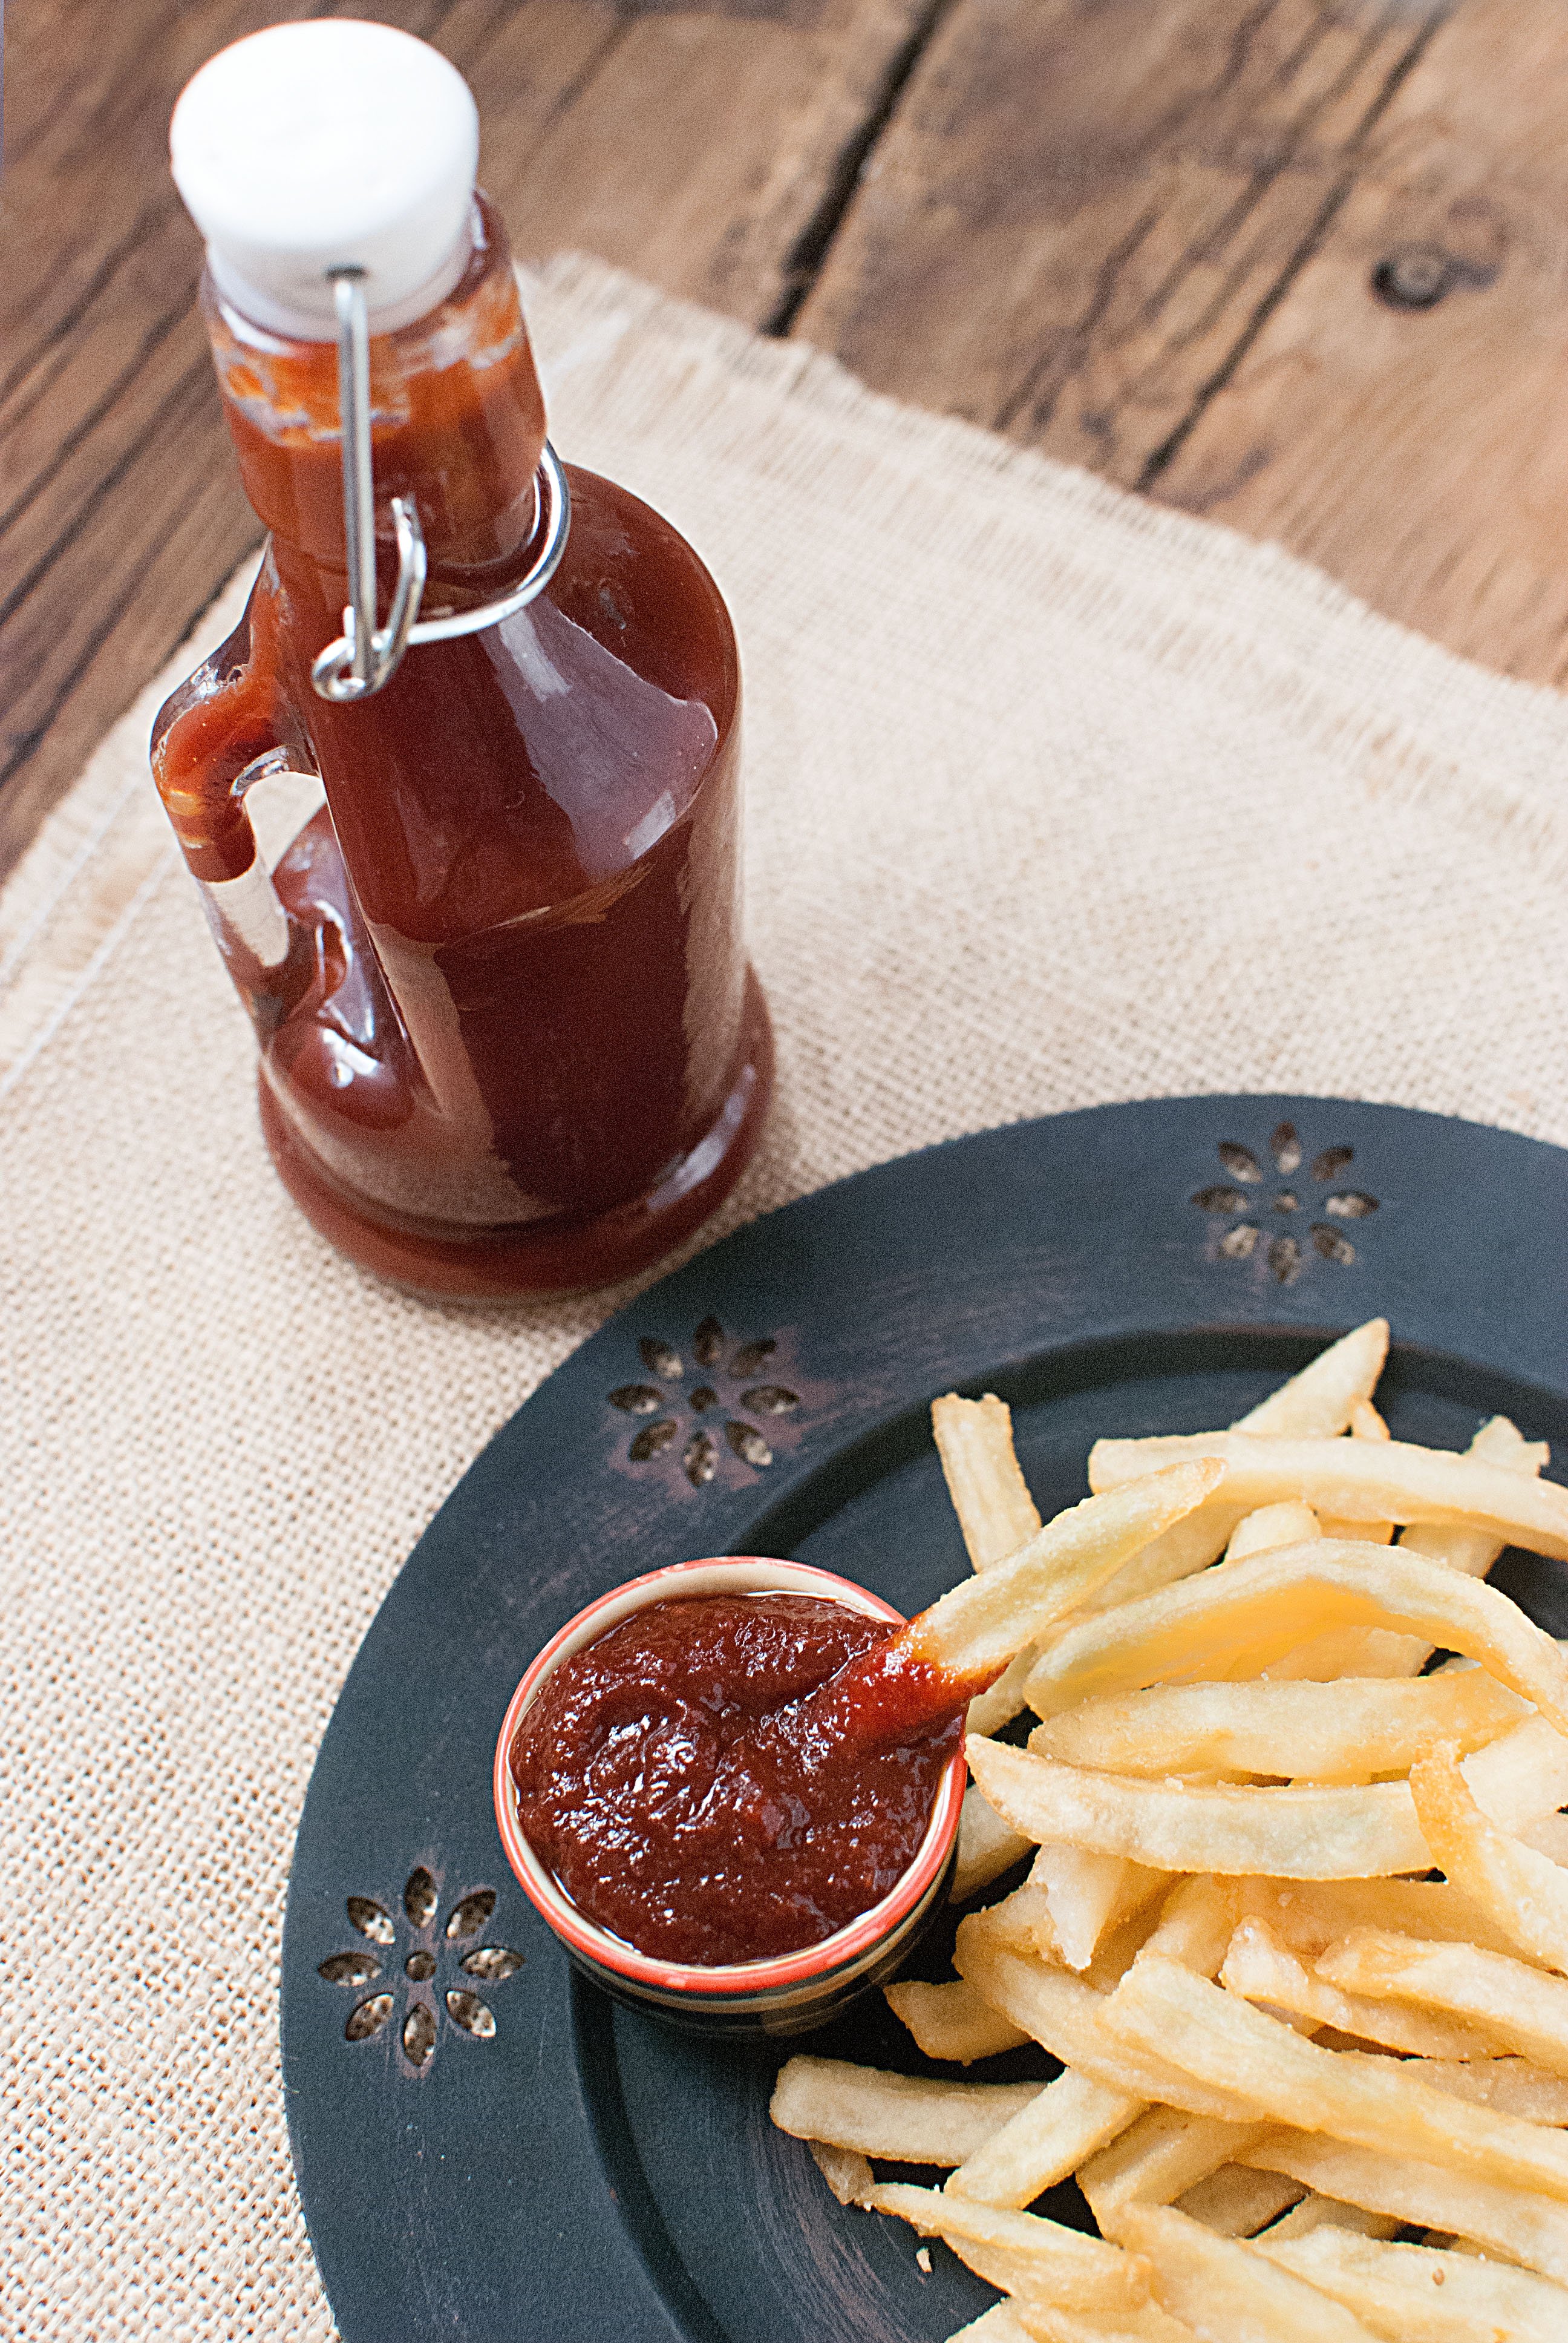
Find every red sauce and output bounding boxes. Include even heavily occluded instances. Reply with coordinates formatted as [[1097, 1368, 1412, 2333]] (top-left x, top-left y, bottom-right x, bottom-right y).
[[509, 1595, 969, 1965], [151, 198, 771, 1297]]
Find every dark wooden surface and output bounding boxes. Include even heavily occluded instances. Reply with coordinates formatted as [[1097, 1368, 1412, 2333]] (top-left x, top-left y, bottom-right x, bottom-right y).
[[4, 0, 1564, 882]]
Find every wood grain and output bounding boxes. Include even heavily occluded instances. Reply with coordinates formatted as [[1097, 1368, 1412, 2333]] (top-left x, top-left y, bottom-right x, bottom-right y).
[[794, 0, 1447, 483], [0, 0, 932, 877], [1149, 0, 1568, 684]]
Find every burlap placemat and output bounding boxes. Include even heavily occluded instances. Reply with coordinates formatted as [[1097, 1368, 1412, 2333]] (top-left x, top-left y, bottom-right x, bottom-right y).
[[7, 252, 1568, 2339]]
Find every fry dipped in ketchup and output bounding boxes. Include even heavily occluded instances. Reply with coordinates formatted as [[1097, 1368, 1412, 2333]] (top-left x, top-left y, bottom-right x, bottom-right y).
[[508, 1461, 1222, 1964]]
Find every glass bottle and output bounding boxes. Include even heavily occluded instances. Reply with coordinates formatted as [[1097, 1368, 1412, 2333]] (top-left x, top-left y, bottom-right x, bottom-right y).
[[152, 21, 772, 1298]]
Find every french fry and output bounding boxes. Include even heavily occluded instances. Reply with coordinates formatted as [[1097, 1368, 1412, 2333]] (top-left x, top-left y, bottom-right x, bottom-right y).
[[808, 2138, 874, 2205], [1135, 1875, 1238, 1977], [953, 1784, 1036, 1902], [1318, 1400, 1396, 1547], [1400, 1414, 1550, 1578], [968, 1718, 1568, 1881], [770, 2056, 1044, 2164], [970, 1651, 1044, 1738], [1031, 1673, 1526, 1786], [1399, 2054, 1568, 2123], [933, 1394, 1042, 1571], [1223, 1501, 1321, 1563], [1077, 2106, 1269, 2224], [1220, 1919, 1511, 2060], [1082, 1507, 1246, 1618], [947, 2067, 1142, 2208], [1318, 1929, 1568, 2080], [865, 2183, 1152, 2314], [1009, 2305, 1202, 2343], [1028, 1843, 1168, 1971], [1262, 2197, 1402, 2243], [1230, 1320, 1390, 1438], [946, 2304, 1037, 2343], [1241, 2131, 1568, 2282], [1410, 1738, 1568, 1976], [893, 1461, 1227, 1685], [1022, 1545, 1568, 1732], [1172, 2165, 1304, 2238], [1101, 1956, 1568, 2202], [1253, 2227, 1568, 2343], [1235, 1875, 1529, 1964], [1300, 1414, 1550, 1676], [1085, 1435, 1568, 1559], [952, 1917, 1252, 2123], [1103, 2203, 1382, 2341], [1518, 1809, 1568, 1863], [884, 1976, 1031, 2063]]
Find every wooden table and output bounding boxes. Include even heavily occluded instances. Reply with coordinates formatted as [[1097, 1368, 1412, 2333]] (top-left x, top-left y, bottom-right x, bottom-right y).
[[6, 0, 1566, 883]]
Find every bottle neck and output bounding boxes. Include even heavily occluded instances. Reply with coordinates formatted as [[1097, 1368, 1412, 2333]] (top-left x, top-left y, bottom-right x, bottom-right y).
[[203, 196, 548, 612]]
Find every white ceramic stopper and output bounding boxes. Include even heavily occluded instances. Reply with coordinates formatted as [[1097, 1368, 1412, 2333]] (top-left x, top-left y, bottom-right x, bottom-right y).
[[170, 19, 480, 340]]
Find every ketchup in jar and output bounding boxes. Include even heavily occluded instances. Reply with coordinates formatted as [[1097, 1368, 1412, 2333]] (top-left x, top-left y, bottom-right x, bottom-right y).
[[154, 24, 771, 1297], [509, 1594, 970, 1966]]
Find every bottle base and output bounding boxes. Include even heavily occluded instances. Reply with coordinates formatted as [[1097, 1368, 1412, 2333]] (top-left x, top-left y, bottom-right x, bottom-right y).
[[257, 972, 775, 1300]]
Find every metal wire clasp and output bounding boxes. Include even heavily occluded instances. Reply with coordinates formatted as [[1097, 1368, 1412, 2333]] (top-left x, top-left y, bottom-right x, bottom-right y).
[[311, 269, 570, 703]]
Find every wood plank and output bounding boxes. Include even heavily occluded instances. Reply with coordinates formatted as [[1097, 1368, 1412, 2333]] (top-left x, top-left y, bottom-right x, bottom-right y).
[[0, 0, 927, 878], [794, 0, 1446, 487], [1148, 0, 1568, 684]]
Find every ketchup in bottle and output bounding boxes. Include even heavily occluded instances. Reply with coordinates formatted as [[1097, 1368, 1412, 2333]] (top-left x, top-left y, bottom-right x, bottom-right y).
[[154, 22, 772, 1298]]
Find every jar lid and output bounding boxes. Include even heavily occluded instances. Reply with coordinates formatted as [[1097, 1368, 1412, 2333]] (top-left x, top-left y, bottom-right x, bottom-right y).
[[170, 19, 480, 341]]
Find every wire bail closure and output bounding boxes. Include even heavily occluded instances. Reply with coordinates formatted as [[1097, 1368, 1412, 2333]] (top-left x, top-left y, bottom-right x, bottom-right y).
[[311, 269, 570, 703]]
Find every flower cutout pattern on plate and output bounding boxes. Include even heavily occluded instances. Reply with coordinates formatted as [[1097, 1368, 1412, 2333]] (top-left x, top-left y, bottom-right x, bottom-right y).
[[1191, 1121, 1379, 1283], [319, 1867, 524, 2071], [609, 1314, 801, 1486]]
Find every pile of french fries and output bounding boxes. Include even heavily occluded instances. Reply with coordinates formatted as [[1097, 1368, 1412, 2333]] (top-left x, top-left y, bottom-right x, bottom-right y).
[[769, 1321, 1568, 2342]]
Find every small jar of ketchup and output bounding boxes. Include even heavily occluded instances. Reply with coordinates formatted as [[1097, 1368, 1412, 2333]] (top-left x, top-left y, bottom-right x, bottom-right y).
[[153, 22, 772, 1298]]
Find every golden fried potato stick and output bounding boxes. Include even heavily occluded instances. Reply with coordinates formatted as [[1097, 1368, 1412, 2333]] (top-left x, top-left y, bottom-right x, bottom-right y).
[[1135, 1876, 1238, 1978], [1076, 1320, 1391, 1624], [1102, 1956, 1568, 2202], [967, 1717, 1568, 1881], [945, 2304, 1037, 2343], [1022, 1544, 1568, 1728], [1077, 2106, 1269, 2226], [1318, 1929, 1568, 2080], [1401, 1414, 1550, 1578], [1222, 1501, 1320, 1563], [1240, 2132, 1568, 2284], [770, 2057, 1043, 2165], [864, 2183, 1152, 2315], [947, 2067, 1141, 2209], [1291, 1413, 1550, 1679], [1172, 2166, 1302, 2239], [807, 2138, 873, 2206], [890, 1459, 1227, 1687], [1005, 2306, 1203, 2343], [1394, 2055, 1568, 2123], [1410, 1738, 1568, 1977], [1103, 2203, 1381, 2342], [953, 1784, 1035, 1902], [1220, 1919, 1510, 2060], [1263, 2197, 1401, 2244], [933, 1394, 1042, 1572], [1086, 1434, 1568, 1558], [1032, 1673, 1526, 1786], [883, 1975, 1030, 2064], [1233, 1875, 1527, 1965], [952, 1916, 1251, 2123], [1230, 1321, 1390, 1438], [1253, 2227, 1568, 2343], [1027, 1844, 1168, 1971]]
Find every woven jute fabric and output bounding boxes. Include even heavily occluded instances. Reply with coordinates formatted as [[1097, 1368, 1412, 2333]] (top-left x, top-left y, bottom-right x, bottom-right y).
[[7, 253, 1568, 2339]]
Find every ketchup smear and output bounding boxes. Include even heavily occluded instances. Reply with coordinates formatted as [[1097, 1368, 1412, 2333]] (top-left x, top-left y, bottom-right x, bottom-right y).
[[509, 1594, 973, 1965]]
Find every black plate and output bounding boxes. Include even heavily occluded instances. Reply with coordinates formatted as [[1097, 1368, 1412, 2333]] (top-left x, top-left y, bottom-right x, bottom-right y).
[[281, 1093, 1568, 2341]]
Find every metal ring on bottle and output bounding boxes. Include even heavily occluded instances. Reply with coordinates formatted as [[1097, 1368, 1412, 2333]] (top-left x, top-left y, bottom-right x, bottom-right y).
[[310, 270, 572, 704]]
